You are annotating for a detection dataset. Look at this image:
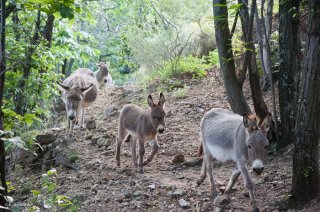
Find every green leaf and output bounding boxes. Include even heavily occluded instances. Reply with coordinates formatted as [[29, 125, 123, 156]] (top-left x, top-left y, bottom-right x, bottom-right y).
[[228, 4, 242, 10], [31, 190, 41, 196], [59, 5, 74, 19]]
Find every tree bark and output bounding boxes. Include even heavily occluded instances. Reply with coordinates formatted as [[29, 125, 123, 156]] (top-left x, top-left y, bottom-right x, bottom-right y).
[[291, 0, 320, 205], [278, 0, 300, 147], [212, 0, 251, 115], [42, 14, 55, 48], [0, 0, 7, 208]]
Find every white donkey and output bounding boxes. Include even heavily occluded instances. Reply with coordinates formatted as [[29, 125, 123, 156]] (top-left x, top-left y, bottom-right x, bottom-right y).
[[197, 108, 270, 211], [116, 93, 166, 173], [57, 68, 99, 133]]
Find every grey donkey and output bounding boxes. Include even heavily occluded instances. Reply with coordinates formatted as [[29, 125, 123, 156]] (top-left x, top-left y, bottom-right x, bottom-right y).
[[197, 108, 270, 211], [95, 62, 110, 87], [57, 68, 99, 134], [116, 93, 166, 173]]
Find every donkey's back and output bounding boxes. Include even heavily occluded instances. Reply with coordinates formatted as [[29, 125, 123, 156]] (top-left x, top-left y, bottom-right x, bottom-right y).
[[200, 108, 245, 162]]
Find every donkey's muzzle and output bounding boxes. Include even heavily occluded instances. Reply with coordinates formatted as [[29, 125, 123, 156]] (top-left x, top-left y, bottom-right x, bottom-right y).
[[253, 167, 264, 175], [104, 78, 108, 83], [68, 115, 75, 120], [157, 125, 165, 134]]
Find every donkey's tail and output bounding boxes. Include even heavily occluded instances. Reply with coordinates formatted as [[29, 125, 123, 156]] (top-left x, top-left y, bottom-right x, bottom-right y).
[[198, 143, 203, 157]]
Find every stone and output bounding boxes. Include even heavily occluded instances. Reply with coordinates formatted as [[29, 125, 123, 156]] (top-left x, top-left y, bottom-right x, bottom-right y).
[[85, 134, 93, 140], [97, 138, 108, 147], [36, 133, 57, 145], [172, 154, 185, 164], [86, 119, 96, 130], [170, 189, 184, 197], [147, 184, 156, 190], [213, 195, 231, 205], [178, 198, 189, 208]]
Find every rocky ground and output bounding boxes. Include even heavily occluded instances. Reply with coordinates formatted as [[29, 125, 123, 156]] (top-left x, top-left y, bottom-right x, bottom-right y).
[[7, 68, 320, 211]]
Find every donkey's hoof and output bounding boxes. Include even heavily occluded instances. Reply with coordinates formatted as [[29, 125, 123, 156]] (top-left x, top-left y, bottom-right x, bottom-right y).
[[143, 160, 150, 166], [252, 207, 259, 212], [138, 169, 144, 174]]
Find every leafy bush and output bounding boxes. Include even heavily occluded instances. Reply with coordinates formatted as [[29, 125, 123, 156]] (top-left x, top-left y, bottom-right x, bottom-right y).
[[148, 55, 210, 80]]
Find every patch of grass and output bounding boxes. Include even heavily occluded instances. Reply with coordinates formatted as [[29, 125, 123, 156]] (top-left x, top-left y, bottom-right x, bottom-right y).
[[172, 87, 188, 99]]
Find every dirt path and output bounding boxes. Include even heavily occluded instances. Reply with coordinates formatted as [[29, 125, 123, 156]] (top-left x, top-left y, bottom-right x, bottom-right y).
[[8, 70, 320, 211]]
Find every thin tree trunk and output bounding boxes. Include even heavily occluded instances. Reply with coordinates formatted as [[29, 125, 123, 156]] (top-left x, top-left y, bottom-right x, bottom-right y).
[[213, 0, 251, 115], [42, 14, 55, 48], [278, 0, 300, 147], [0, 0, 7, 207], [291, 0, 320, 205], [247, 0, 269, 119], [66, 58, 74, 77], [61, 58, 68, 75], [265, 0, 273, 41], [237, 0, 249, 87]]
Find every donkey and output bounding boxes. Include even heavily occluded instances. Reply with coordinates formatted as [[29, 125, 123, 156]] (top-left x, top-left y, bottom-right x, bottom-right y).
[[95, 62, 110, 87], [197, 108, 270, 211], [57, 68, 99, 133], [116, 93, 166, 173]]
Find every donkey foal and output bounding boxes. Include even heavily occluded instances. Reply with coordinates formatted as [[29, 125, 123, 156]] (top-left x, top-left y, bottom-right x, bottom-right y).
[[116, 93, 166, 173], [197, 108, 270, 211]]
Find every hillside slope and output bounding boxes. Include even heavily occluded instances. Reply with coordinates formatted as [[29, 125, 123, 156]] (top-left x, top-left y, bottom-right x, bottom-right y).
[[8, 69, 320, 211]]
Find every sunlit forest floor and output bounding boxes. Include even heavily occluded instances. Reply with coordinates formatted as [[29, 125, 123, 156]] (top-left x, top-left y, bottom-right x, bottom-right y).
[[7, 68, 320, 211]]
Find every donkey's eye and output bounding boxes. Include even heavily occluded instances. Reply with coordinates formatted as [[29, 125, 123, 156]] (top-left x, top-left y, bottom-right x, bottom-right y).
[[264, 145, 268, 149], [248, 145, 252, 149], [152, 117, 156, 120]]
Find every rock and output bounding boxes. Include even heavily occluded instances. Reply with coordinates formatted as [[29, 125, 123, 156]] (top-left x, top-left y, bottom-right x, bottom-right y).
[[147, 184, 156, 190], [172, 154, 185, 164], [116, 194, 125, 203], [133, 191, 143, 197], [213, 195, 231, 205], [178, 198, 189, 208], [36, 133, 57, 145], [85, 134, 93, 140], [170, 189, 185, 197], [97, 138, 108, 147], [86, 119, 96, 130], [124, 190, 133, 198]]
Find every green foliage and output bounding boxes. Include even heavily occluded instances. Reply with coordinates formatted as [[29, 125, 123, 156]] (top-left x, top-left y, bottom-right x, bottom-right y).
[[205, 50, 220, 66], [149, 55, 210, 80], [29, 168, 78, 211]]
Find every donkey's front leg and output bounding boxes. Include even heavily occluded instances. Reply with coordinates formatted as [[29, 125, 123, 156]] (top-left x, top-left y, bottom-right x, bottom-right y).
[[79, 108, 85, 128], [138, 140, 145, 173], [224, 169, 241, 194], [131, 138, 138, 168], [143, 140, 159, 166], [238, 162, 258, 210]]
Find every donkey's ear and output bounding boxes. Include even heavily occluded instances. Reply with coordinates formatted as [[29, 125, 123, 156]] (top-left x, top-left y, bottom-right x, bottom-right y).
[[57, 81, 70, 91], [80, 83, 93, 92], [158, 93, 165, 106], [243, 113, 257, 133], [260, 113, 272, 133], [147, 95, 154, 107]]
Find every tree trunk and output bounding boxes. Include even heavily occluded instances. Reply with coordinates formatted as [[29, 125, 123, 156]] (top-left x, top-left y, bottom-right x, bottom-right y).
[[66, 58, 74, 77], [237, 0, 249, 87], [278, 0, 300, 147], [265, 0, 273, 41], [212, 0, 251, 115], [61, 58, 68, 75], [42, 14, 55, 48], [291, 0, 320, 206], [0, 0, 7, 208]]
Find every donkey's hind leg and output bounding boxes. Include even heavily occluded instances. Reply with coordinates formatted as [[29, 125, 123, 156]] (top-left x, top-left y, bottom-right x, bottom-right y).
[[205, 152, 217, 197], [224, 168, 241, 194], [116, 131, 129, 167], [197, 157, 207, 186], [143, 140, 159, 166]]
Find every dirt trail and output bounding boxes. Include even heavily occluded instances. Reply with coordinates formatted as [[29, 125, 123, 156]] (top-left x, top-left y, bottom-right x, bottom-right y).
[[8, 70, 320, 211]]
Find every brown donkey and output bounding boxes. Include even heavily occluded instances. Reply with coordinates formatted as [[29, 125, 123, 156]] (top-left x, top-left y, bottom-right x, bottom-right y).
[[116, 93, 166, 173], [197, 108, 271, 211]]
